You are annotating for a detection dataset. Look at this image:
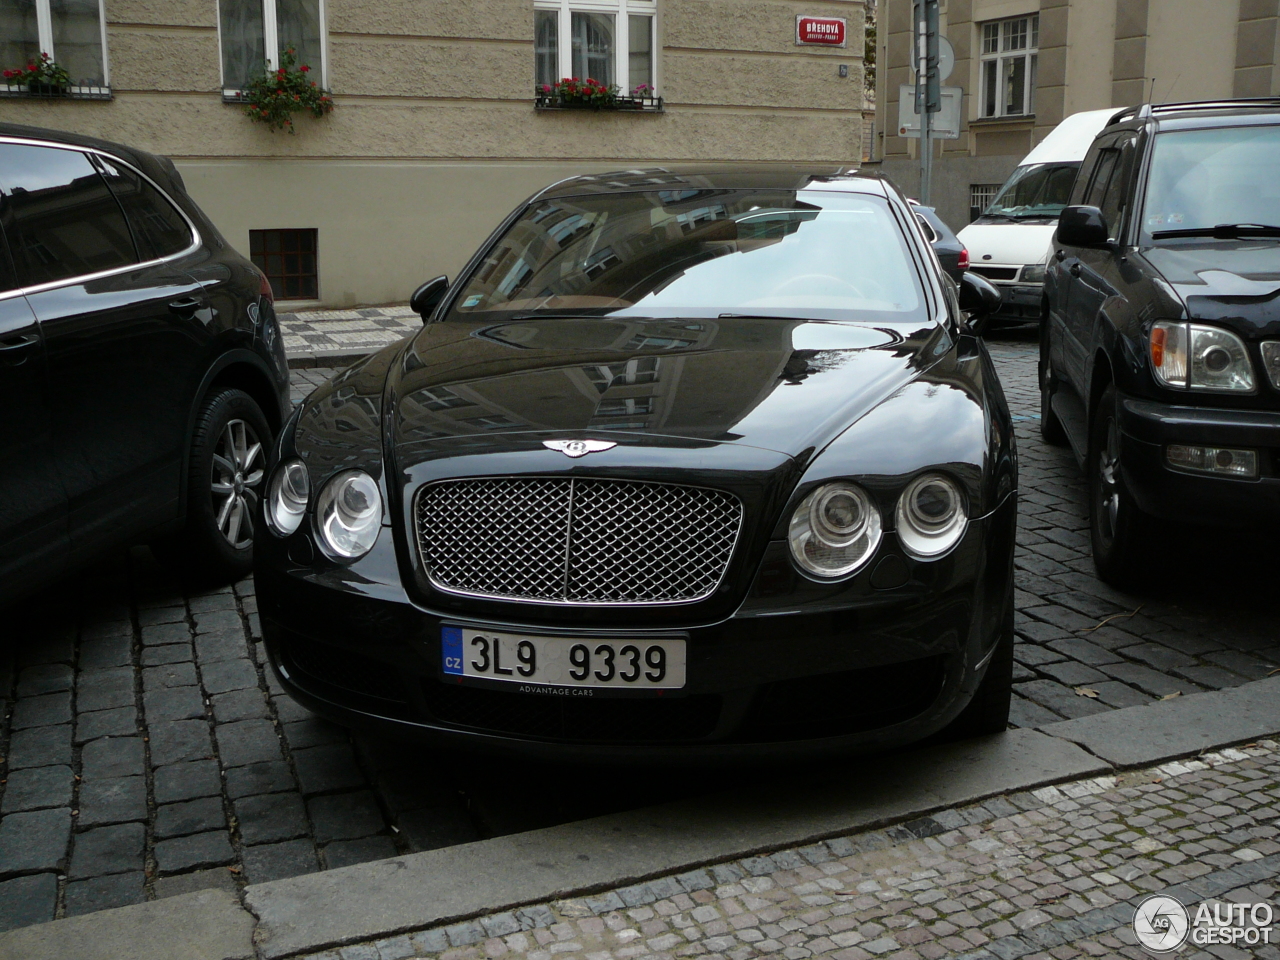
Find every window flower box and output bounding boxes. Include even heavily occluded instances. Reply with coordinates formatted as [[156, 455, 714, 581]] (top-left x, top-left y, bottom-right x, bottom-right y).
[[535, 80, 662, 112]]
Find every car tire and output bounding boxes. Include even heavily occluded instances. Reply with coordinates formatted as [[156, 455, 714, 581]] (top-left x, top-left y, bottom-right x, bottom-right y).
[[163, 388, 272, 584], [1039, 319, 1068, 446], [1088, 383, 1152, 586]]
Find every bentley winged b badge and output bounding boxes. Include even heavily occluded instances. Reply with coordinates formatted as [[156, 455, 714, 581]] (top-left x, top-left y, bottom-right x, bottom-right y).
[[543, 439, 618, 458]]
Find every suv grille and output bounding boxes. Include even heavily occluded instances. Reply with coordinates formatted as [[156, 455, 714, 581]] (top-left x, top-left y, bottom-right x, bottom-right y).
[[416, 477, 743, 605]]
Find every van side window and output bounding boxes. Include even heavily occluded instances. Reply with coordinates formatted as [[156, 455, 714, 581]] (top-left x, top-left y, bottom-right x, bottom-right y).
[[93, 157, 194, 262], [0, 144, 138, 287]]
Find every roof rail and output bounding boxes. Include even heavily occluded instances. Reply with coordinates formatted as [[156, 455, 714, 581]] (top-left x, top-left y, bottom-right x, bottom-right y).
[[1105, 98, 1280, 126]]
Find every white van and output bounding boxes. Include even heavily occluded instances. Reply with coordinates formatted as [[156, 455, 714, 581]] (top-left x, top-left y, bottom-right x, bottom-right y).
[[957, 108, 1122, 324]]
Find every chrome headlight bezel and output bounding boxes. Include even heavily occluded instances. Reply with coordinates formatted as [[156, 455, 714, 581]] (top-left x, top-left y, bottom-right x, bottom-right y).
[[265, 459, 309, 537], [896, 472, 968, 559], [314, 469, 383, 560], [787, 481, 883, 580], [1150, 321, 1255, 393]]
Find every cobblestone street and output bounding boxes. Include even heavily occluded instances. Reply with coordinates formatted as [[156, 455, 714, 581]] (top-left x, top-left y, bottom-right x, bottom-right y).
[[2, 334, 1279, 933], [308, 742, 1280, 960]]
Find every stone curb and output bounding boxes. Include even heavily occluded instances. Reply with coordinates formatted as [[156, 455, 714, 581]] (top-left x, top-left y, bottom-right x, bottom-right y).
[[6, 673, 1280, 960]]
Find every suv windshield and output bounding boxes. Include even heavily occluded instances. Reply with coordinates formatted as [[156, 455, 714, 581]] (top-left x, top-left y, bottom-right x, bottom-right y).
[[1142, 124, 1280, 242], [445, 190, 926, 324], [982, 163, 1079, 219]]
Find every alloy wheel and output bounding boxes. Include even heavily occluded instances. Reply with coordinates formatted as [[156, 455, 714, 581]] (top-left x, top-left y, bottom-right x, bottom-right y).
[[1096, 416, 1122, 543], [210, 418, 264, 550]]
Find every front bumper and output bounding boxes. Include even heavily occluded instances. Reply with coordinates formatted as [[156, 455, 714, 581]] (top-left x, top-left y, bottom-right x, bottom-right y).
[[254, 495, 1016, 762], [988, 281, 1043, 323], [1120, 397, 1280, 525]]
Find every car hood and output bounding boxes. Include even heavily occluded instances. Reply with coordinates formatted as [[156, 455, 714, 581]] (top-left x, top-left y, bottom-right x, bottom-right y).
[[1143, 244, 1280, 336], [385, 316, 942, 464], [956, 223, 1056, 268]]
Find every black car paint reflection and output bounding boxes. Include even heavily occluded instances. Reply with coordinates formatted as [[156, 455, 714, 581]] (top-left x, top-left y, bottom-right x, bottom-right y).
[[256, 168, 1017, 759]]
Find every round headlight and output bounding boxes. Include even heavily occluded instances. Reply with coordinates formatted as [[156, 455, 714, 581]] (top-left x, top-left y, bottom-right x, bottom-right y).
[[788, 481, 882, 579], [315, 470, 382, 559], [266, 459, 309, 537], [896, 473, 967, 558]]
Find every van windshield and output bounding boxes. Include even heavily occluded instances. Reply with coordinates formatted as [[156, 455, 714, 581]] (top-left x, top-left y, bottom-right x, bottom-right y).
[[980, 162, 1080, 220]]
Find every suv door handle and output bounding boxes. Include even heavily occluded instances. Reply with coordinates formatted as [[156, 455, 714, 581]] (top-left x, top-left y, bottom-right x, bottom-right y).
[[169, 296, 203, 316], [1070, 263, 1082, 277]]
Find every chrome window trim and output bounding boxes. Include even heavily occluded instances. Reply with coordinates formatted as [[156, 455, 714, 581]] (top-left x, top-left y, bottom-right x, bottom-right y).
[[0, 135, 203, 300], [413, 475, 745, 608]]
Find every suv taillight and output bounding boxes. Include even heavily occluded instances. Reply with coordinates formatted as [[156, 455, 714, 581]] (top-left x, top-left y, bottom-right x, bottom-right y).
[[957, 247, 970, 271], [256, 269, 274, 302]]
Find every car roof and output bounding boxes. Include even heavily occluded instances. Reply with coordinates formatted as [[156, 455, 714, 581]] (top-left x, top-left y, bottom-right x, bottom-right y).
[[1104, 98, 1280, 134], [534, 166, 890, 200], [1021, 108, 1124, 165]]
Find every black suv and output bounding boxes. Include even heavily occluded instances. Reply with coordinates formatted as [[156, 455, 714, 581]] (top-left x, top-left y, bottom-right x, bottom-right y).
[[1041, 99, 1280, 584], [0, 123, 291, 605]]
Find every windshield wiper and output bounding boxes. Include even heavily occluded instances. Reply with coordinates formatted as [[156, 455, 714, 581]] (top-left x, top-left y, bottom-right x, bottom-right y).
[[1152, 223, 1280, 240], [977, 213, 1021, 223]]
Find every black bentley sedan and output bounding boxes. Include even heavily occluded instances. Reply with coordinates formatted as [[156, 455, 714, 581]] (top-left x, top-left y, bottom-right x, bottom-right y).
[[255, 168, 1017, 759], [0, 124, 290, 605]]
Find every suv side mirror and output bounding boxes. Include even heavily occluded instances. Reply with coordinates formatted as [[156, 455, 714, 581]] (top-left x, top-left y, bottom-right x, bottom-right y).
[[959, 270, 1001, 316], [1056, 205, 1110, 247], [969, 204, 981, 223], [410, 276, 449, 321]]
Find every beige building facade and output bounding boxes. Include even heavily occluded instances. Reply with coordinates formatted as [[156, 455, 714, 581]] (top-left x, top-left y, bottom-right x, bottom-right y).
[[867, 0, 1280, 229], [0, 0, 869, 307]]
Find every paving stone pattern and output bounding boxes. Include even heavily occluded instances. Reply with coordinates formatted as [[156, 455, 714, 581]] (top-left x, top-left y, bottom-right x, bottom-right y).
[[2, 337, 1278, 933], [278, 305, 420, 365], [302, 743, 1280, 960]]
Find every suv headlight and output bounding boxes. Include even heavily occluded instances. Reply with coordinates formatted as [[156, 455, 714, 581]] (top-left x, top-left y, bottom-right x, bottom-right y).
[[788, 481, 882, 578], [1151, 321, 1255, 392], [315, 470, 382, 559], [266, 459, 309, 536], [896, 473, 967, 558]]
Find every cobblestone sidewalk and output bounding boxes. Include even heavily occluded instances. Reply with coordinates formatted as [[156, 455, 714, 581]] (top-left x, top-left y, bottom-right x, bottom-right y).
[[277, 304, 419, 365], [313, 742, 1280, 960]]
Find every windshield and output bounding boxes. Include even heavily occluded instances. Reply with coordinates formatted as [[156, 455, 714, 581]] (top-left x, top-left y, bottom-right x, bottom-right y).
[[445, 190, 927, 324], [1142, 124, 1280, 241], [983, 163, 1080, 219]]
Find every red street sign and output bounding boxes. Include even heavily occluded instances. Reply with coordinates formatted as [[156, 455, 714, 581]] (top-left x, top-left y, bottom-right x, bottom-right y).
[[796, 16, 847, 47]]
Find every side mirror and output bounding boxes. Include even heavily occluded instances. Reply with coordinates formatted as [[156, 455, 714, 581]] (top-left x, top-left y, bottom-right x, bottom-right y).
[[958, 271, 1002, 334], [410, 275, 449, 321], [969, 204, 982, 223], [1056, 205, 1110, 247]]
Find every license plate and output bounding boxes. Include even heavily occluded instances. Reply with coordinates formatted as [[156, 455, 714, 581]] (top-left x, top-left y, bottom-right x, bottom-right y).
[[441, 625, 686, 693]]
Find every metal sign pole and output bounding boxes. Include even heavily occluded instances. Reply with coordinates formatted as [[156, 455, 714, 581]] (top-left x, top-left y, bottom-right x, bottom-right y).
[[914, 0, 941, 205]]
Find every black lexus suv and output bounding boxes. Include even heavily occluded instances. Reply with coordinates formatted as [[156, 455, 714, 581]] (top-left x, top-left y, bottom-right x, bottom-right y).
[[0, 123, 291, 605], [1040, 99, 1280, 584]]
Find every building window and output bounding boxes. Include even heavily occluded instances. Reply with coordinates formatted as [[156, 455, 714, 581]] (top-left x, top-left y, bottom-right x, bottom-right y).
[[219, 0, 325, 94], [534, 0, 656, 94], [250, 228, 318, 300], [970, 183, 1002, 212], [979, 14, 1037, 118], [0, 0, 109, 88]]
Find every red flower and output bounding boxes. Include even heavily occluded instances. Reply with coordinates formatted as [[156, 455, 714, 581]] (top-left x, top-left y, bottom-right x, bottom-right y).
[[300, 65, 310, 72]]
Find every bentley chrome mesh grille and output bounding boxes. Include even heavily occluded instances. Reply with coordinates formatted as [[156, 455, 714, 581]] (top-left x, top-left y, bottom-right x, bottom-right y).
[[415, 478, 743, 604]]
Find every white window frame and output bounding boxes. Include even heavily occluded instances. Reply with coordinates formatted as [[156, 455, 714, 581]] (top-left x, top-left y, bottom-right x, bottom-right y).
[[534, 0, 658, 94], [978, 14, 1038, 119], [217, 0, 329, 94], [18, 0, 111, 88]]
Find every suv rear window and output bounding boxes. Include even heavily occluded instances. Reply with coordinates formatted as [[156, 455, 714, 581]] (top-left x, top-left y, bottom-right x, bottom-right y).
[[1143, 124, 1280, 241]]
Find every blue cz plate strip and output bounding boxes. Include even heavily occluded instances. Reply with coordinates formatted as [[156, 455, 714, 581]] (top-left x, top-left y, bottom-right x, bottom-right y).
[[441, 625, 464, 675]]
